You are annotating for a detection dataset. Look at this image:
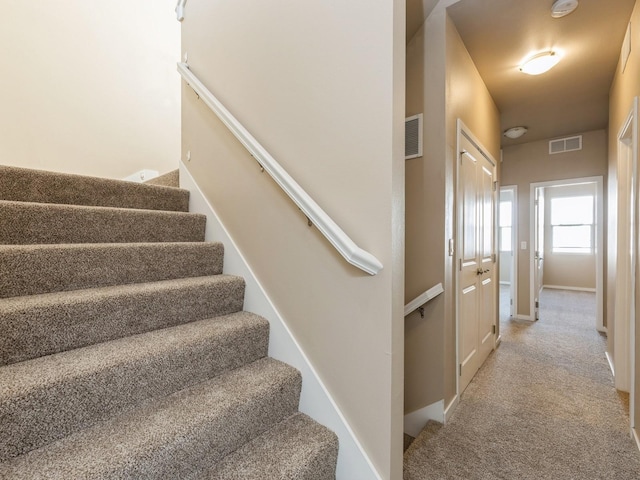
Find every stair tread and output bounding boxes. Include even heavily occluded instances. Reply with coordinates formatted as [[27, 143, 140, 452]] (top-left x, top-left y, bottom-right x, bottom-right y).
[[206, 412, 338, 480], [0, 165, 189, 211], [0, 200, 206, 244], [0, 242, 225, 298], [0, 312, 269, 461], [0, 275, 246, 366], [0, 357, 302, 479]]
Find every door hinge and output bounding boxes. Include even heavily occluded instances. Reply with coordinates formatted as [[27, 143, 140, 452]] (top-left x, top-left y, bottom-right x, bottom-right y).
[[510, 299, 513, 305], [535, 301, 539, 308], [459, 364, 462, 376], [493, 181, 497, 192], [459, 258, 462, 271], [492, 325, 496, 335], [492, 253, 496, 263]]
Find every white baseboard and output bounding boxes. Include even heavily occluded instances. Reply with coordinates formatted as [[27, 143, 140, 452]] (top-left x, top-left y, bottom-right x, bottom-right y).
[[633, 427, 640, 453], [180, 163, 381, 480], [444, 395, 459, 424], [543, 285, 596, 293], [123, 169, 159, 183], [514, 314, 534, 321], [404, 400, 444, 437], [499, 281, 511, 286], [605, 351, 615, 376]]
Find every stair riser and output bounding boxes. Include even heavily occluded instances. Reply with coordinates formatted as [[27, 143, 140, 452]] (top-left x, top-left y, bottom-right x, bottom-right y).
[[0, 359, 302, 480], [0, 315, 269, 461], [0, 276, 245, 366], [0, 166, 189, 211], [205, 413, 339, 480], [0, 243, 224, 298], [0, 201, 206, 244]]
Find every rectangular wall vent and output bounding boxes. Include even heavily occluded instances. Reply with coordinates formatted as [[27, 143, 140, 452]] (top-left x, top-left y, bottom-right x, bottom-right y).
[[549, 135, 582, 155], [405, 114, 423, 160]]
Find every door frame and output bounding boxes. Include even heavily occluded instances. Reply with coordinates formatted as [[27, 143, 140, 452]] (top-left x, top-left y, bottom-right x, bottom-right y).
[[455, 119, 498, 398], [528, 176, 604, 330], [616, 97, 638, 431], [499, 185, 518, 321]]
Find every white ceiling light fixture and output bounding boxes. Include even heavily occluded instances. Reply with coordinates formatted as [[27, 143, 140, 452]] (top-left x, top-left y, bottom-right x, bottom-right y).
[[551, 0, 579, 18], [519, 51, 561, 75], [503, 126, 528, 139]]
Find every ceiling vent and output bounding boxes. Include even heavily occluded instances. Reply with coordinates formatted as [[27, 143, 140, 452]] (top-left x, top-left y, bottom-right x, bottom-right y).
[[405, 114, 423, 160], [549, 135, 582, 154]]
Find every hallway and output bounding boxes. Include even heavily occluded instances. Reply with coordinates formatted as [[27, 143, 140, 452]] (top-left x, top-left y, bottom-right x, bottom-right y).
[[404, 289, 640, 479]]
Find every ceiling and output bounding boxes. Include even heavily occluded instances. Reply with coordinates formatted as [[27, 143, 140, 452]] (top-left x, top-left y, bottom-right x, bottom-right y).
[[408, 0, 636, 146]]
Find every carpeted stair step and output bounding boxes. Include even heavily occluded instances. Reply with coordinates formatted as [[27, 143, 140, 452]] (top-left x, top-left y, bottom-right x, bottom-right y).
[[0, 312, 269, 461], [0, 357, 302, 480], [0, 242, 224, 298], [0, 165, 189, 211], [0, 275, 245, 366], [0, 200, 206, 244], [206, 412, 339, 480], [145, 169, 180, 188]]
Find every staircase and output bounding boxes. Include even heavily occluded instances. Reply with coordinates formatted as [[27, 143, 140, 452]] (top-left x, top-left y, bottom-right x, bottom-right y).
[[0, 165, 338, 479]]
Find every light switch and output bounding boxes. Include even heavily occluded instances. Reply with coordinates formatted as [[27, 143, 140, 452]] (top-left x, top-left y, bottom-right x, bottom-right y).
[[520, 241, 527, 250]]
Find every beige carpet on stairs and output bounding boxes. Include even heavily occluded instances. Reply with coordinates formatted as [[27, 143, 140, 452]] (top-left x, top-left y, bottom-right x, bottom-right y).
[[0, 165, 338, 479], [404, 289, 640, 480]]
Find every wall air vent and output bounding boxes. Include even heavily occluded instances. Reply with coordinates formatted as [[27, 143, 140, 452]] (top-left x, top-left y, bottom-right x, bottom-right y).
[[549, 135, 582, 155], [405, 114, 423, 160]]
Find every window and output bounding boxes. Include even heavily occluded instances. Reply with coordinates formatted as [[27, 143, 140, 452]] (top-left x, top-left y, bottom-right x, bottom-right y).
[[550, 195, 594, 254], [499, 200, 512, 252]]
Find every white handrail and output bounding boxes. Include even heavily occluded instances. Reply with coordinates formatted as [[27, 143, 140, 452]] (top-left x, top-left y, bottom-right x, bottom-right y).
[[177, 62, 383, 275], [175, 0, 186, 22], [404, 283, 444, 317]]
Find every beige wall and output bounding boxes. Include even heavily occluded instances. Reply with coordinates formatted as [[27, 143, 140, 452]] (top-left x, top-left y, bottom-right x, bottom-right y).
[[501, 129, 608, 317], [542, 183, 597, 290], [608, 0, 640, 434], [181, 1, 405, 478], [405, 4, 447, 416], [0, 1, 180, 179], [404, 6, 500, 415]]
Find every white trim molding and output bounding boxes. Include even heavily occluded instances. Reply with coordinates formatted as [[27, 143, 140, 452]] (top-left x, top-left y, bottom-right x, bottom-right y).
[[404, 400, 445, 437], [180, 162, 382, 480], [123, 169, 159, 183], [177, 62, 382, 276], [606, 351, 615, 377], [444, 395, 459, 423]]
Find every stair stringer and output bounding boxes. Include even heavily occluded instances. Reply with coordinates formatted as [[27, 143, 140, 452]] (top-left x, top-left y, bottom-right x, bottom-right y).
[[180, 162, 381, 480]]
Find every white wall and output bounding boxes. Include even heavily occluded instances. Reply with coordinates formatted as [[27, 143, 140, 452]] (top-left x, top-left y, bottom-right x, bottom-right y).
[[0, 1, 180, 179], [180, 1, 405, 478]]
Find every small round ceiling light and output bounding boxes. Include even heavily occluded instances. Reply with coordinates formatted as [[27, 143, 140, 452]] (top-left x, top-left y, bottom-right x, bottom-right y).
[[503, 126, 528, 139], [551, 0, 579, 18], [519, 51, 561, 75]]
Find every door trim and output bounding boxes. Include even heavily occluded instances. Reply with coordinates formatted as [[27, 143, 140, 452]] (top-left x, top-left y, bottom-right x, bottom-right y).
[[499, 185, 518, 324], [455, 119, 498, 399], [616, 96, 638, 429], [528, 176, 604, 331]]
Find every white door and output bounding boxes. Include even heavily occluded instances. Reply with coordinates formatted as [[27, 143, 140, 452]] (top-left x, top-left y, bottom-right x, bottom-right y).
[[533, 188, 545, 321], [458, 132, 497, 394]]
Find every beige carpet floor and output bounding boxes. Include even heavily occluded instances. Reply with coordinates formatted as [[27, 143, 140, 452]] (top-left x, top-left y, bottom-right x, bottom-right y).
[[404, 289, 640, 479]]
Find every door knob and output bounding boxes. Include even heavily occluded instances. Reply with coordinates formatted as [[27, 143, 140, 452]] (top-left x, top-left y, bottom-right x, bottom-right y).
[[477, 268, 484, 275]]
